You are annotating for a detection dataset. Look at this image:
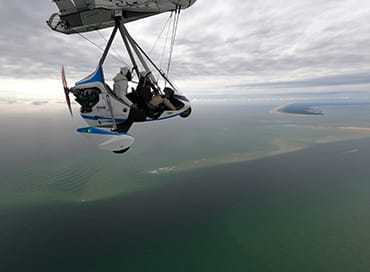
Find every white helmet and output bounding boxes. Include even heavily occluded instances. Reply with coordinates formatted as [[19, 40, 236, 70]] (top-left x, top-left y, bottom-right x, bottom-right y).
[[120, 67, 129, 75]]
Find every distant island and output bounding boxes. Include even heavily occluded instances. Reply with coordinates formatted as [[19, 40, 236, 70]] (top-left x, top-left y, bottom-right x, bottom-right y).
[[275, 103, 323, 116]]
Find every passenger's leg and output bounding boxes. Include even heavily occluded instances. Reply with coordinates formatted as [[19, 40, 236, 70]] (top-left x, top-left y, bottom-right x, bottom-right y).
[[150, 96, 176, 110], [162, 98, 176, 110], [149, 96, 163, 107]]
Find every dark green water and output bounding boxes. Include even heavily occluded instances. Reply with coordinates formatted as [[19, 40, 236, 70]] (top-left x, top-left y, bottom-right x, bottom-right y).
[[2, 138, 370, 271], [1, 101, 370, 271]]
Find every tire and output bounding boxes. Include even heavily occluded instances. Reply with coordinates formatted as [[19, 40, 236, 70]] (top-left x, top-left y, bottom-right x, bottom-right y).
[[180, 107, 192, 118], [113, 147, 130, 154]]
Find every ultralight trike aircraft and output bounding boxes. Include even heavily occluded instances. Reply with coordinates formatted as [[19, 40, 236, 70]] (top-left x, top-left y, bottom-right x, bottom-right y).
[[47, 0, 197, 153]]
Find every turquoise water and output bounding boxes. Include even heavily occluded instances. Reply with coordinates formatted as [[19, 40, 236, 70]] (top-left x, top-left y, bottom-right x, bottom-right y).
[[1, 101, 370, 271], [278, 102, 324, 115]]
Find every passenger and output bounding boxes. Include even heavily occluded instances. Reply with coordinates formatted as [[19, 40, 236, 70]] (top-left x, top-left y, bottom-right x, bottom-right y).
[[113, 67, 132, 100], [136, 71, 176, 111]]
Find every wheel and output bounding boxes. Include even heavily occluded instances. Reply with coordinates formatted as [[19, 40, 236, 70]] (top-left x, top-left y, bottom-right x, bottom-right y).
[[113, 147, 130, 154], [180, 107, 192, 118]]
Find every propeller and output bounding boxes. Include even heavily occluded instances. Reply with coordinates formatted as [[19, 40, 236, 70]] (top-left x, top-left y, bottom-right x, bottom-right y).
[[62, 65, 73, 117]]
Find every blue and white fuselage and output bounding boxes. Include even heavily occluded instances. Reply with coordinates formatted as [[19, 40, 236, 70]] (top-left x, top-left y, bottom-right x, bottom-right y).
[[74, 66, 190, 127], [71, 65, 191, 153]]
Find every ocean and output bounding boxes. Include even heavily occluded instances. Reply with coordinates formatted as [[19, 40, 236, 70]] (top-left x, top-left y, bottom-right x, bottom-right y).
[[1, 100, 370, 271]]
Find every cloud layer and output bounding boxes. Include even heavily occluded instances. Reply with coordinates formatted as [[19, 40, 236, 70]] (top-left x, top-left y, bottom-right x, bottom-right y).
[[1, 0, 370, 95]]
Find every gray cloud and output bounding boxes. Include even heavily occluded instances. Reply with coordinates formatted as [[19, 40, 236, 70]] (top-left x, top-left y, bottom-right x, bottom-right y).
[[31, 100, 49, 106], [233, 72, 370, 89], [1, 0, 370, 93]]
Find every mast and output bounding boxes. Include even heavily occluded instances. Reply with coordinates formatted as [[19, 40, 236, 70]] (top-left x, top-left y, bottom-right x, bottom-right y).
[[117, 20, 140, 79], [119, 23, 156, 84], [98, 24, 118, 67]]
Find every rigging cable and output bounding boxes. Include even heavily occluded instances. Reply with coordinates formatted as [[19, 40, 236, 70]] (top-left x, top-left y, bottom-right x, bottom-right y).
[[75, 31, 127, 66], [128, 33, 179, 91], [97, 30, 129, 66], [149, 12, 173, 56], [166, 5, 181, 77], [157, 11, 174, 83]]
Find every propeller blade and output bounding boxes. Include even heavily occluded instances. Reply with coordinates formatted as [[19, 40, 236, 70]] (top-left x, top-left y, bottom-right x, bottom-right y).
[[65, 92, 73, 117], [62, 65, 73, 117]]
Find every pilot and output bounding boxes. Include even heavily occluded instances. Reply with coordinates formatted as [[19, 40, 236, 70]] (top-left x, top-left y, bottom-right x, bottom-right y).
[[137, 71, 176, 111], [113, 67, 132, 100]]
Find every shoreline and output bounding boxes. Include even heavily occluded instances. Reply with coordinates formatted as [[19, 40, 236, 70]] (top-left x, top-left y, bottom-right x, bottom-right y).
[[318, 125, 370, 132]]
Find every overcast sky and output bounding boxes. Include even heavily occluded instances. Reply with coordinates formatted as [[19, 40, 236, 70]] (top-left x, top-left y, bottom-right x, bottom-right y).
[[1, 0, 370, 100]]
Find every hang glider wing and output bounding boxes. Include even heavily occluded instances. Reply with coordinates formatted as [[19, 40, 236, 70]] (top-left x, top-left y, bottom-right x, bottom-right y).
[[47, 0, 197, 34]]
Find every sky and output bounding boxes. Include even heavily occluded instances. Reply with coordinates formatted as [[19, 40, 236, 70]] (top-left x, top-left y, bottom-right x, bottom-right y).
[[1, 0, 370, 101]]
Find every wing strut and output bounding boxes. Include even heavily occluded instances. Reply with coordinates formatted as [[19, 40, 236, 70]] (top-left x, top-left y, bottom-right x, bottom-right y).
[[99, 24, 119, 67], [118, 23, 156, 84], [125, 25, 179, 91], [116, 21, 178, 91], [117, 20, 140, 79]]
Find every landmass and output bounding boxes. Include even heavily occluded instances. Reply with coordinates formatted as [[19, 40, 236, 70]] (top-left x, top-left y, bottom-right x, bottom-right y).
[[273, 103, 323, 116]]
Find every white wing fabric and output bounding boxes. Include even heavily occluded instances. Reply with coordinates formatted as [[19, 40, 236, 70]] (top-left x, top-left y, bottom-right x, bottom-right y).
[[47, 0, 196, 34]]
